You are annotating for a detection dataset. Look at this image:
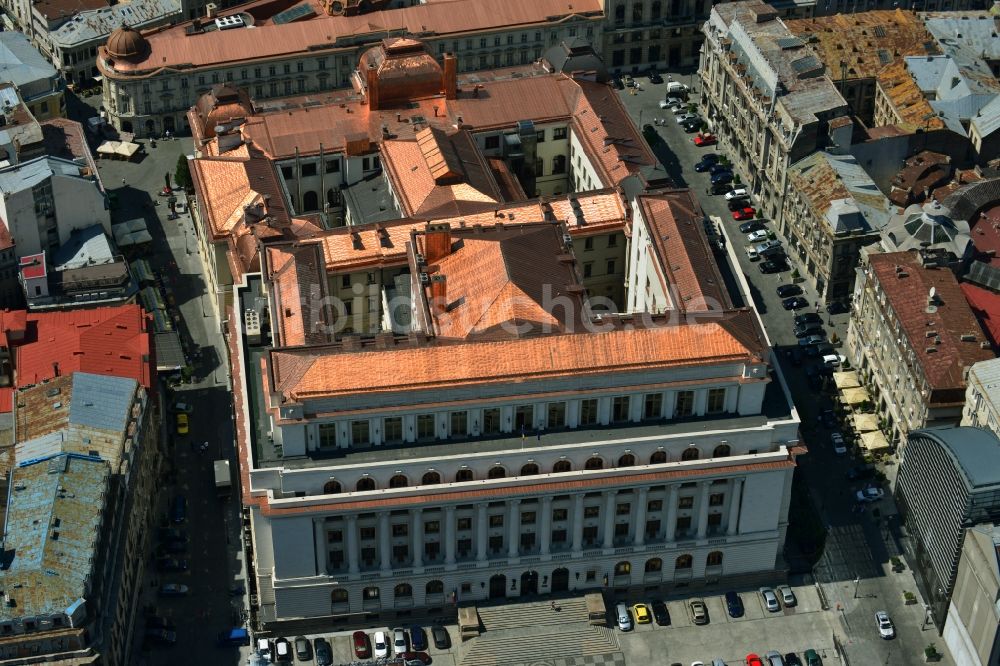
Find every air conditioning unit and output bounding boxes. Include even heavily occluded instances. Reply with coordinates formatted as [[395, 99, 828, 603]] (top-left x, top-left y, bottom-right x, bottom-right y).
[[214, 14, 246, 30]]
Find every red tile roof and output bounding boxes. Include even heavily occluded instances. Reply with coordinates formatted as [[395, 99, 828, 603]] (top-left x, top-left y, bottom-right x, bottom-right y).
[[264, 243, 335, 347], [5, 305, 154, 389], [961, 283, 1000, 349], [869, 252, 993, 393], [0, 387, 12, 414], [970, 202, 1000, 268], [19, 254, 45, 280]]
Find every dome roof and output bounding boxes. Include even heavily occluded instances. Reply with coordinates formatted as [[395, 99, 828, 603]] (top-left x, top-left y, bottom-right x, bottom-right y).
[[194, 85, 254, 139], [106, 24, 147, 61]]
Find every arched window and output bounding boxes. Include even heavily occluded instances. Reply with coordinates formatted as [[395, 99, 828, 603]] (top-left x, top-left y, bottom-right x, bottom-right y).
[[302, 190, 319, 211], [682, 447, 700, 461], [706, 551, 723, 567], [585, 456, 604, 470], [614, 3, 625, 21], [645, 557, 662, 573], [362, 586, 379, 600], [488, 466, 506, 479], [520, 463, 539, 476], [713, 444, 731, 458], [650, 451, 667, 464], [618, 453, 636, 467], [332, 588, 348, 603], [651, 0, 661, 18], [675, 554, 693, 570], [553, 460, 572, 473], [426, 580, 444, 595], [389, 474, 408, 488], [614, 561, 631, 575], [421, 471, 441, 485], [394, 583, 412, 598], [356, 477, 375, 492], [323, 480, 342, 494], [456, 469, 474, 482]]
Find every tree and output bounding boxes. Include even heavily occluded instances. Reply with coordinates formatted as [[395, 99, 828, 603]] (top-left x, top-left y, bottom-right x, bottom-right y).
[[175, 154, 192, 190]]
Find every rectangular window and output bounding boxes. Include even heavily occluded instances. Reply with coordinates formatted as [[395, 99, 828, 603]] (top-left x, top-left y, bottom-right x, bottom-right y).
[[553, 127, 567, 140], [616, 503, 631, 516], [392, 524, 409, 537], [678, 496, 694, 509], [552, 529, 567, 543], [583, 263, 593, 278], [393, 545, 409, 561], [489, 515, 504, 528], [584, 506, 600, 519], [643, 393, 662, 420], [611, 396, 630, 423], [675, 516, 692, 531], [607, 259, 617, 274], [708, 513, 723, 527], [351, 420, 370, 446], [614, 522, 629, 537], [384, 417, 402, 443], [584, 237, 594, 251], [547, 402, 566, 428], [675, 391, 695, 417], [709, 493, 725, 506], [553, 508, 568, 521], [483, 408, 501, 435], [645, 520, 660, 536], [607, 233, 618, 248], [707, 388, 726, 413], [521, 511, 536, 525], [515, 405, 534, 430], [485, 135, 500, 150], [425, 521, 440, 534], [326, 159, 340, 173], [318, 423, 337, 448], [458, 539, 472, 555], [647, 500, 663, 512], [579, 398, 598, 425], [301, 163, 317, 178], [450, 411, 467, 436], [283, 63, 291, 74], [583, 526, 599, 543], [417, 414, 436, 440], [536, 129, 546, 142], [489, 535, 503, 551], [360, 527, 376, 540], [327, 530, 343, 543], [425, 542, 440, 559], [457, 517, 472, 530]]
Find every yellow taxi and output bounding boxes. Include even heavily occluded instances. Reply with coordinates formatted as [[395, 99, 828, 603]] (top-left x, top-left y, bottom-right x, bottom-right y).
[[631, 603, 651, 624], [175, 413, 189, 435]]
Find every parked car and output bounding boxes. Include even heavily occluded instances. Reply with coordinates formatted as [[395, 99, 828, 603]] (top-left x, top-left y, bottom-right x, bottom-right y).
[[795, 312, 822, 326], [822, 353, 846, 367], [695, 155, 719, 171], [171, 495, 186, 523], [761, 588, 780, 612], [747, 230, 769, 243], [794, 324, 825, 338], [709, 163, 732, 176], [778, 585, 797, 607], [659, 98, 678, 109], [155, 541, 187, 556], [875, 610, 895, 639], [732, 207, 755, 221], [739, 220, 766, 233], [400, 652, 431, 665], [616, 603, 633, 631], [294, 636, 312, 661], [846, 464, 875, 481], [156, 557, 188, 572], [648, 71, 664, 84], [804, 648, 822, 665], [393, 628, 409, 655], [746, 655, 765, 666], [857, 486, 885, 502], [651, 599, 670, 625], [432, 625, 451, 649], [785, 654, 803, 666], [351, 631, 371, 659], [612, 77, 624, 90], [409, 626, 428, 651], [372, 631, 389, 659], [175, 412, 189, 435], [782, 296, 809, 311], [314, 638, 333, 666], [798, 334, 826, 347], [690, 599, 709, 625], [170, 401, 193, 413], [725, 591, 745, 618], [666, 81, 689, 94], [683, 120, 703, 133], [275, 637, 292, 663], [764, 651, 785, 666], [831, 432, 848, 455], [776, 284, 802, 298], [759, 259, 788, 274], [711, 181, 734, 194], [828, 300, 851, 314], [726, 187, 749, 200], [728, 197, 751, 211], [622, 74, 634, 87], [711, 172, 734, 185], [820, 409, 838, 428], [632, 603, 651, 624], [694, 133, 717, 146], [676, 112, 698, 125], [745, 245, 759, 261], [158, 583, 188, 597]]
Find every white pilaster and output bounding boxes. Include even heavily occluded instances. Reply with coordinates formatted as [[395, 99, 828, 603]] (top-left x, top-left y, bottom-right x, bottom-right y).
[[378, 512, 391, 571], [634, 487, 648, 546], [696, 481, 711, 539], [665, 484, 679, 542], [347, 515, 359, 574], [727, 478, 744, 536], [411, 508, 423, 568], [572, 493, 584, 553], [444, 506, 456, 565], [540, 496, 552, 557], [476, 503, 488, 562], [602, 491, 616, 549], [507, 499, 521, 559]]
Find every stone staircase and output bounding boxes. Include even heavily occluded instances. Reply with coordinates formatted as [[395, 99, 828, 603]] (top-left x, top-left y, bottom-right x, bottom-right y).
[[476, 597, 589, 631], [461, 599, 621, 666]]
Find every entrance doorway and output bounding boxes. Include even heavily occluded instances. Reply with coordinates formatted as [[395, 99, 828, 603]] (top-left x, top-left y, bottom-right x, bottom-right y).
[[488, 574, 506, 600], [551, 568, 569, 593], [520, 570, 539, 596]]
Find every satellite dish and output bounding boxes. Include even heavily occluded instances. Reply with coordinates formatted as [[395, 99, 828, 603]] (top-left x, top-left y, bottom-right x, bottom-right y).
[[929, 286, 937, 299]]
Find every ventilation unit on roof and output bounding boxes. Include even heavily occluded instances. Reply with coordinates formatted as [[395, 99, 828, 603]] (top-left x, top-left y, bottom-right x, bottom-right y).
[[214, 14, 245, 30]]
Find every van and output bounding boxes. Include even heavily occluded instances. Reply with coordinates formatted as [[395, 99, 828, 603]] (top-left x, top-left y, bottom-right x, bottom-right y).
[[217, 627, 250, 646], [666, 81, 688, 94], [615, 603, 632, 631]]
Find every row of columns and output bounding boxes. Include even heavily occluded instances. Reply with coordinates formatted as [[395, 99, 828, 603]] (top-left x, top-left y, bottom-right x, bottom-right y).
[[337, 479, 745, 574]]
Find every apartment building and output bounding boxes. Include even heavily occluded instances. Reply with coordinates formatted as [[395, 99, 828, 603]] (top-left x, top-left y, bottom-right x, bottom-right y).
[[0, 371, 158, 665], [896, 427, 1000, 630], [784, 10, 938, 125], [945, 522, 1000, 666], [97, 0, 604, 137], [780, 151, 889, 302], [846, 250, 993, 449], [962, 358, 1000, 439], [698, 1, 850, 228], [186, 44, 657, 328], [599, 0, 708, 73], [0, 31, 65, 120]]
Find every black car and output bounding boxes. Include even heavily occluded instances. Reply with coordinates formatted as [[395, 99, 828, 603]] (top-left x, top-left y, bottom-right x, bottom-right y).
[[727, 198, 751, 211], [683, 122, 702, 133], [711, 182, 733, 194], [314, 638, 333, 666], [695, 156, 719, 172], [785, 654, 803, 666], [828, 300, 851, 314], [725, 591, 745, 618], [739, 220, 766, 233], [648, 72, 664, 84], [651, 600, 670, 626], [759, 259, 787, 274], [431, 625, 451, 650], [789, 347, 803, 366], [776, 284, 802, 298], [709, 163, 732, 176], [846, 464, 876, 481], [794, 312, 822, 326], [711, 172, 734, 185], [794, 324, 825, 338], [612, 77, 624, 90], [782, 296, 808, 310], [821, 409, 838, 428]]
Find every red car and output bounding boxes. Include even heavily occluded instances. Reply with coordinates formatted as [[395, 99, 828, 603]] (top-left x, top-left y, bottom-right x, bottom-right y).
[[352, 631, 371, 659], [732, 207, 756, 221], [746, 654, 764, 666], [401, 652, 431, 665], [693, 133, 717, 146]]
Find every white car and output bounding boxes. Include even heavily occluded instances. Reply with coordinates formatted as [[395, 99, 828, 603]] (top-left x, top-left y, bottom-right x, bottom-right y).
[[658, 99, 671, 109], [393, 628, 408, 656], [725, 187, 749, 200], [745, 245, 759, 261], [831, 432, 847, 455], [857, 486, 885, 503], [373, 631, 389, 659], [760, 587, 780, 612], [676, 113, 698, 124], [747, 230, 769, 243], [875, 610, 895, 639], [777, 584, 797, 607], [822, 354, 846, 367]]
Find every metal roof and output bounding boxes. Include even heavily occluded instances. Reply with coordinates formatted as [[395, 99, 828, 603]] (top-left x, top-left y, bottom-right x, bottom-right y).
[[0, 32, 57, 89], [913, 426, 1000, 490], [50, 0, 181, 48], [68, 373, 136, 432], [0, 156, 92, 196], [971, 95, 1000, 138]]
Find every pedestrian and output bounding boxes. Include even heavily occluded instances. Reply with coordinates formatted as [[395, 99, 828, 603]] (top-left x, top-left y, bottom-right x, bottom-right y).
[[121, 177, 126, 186]]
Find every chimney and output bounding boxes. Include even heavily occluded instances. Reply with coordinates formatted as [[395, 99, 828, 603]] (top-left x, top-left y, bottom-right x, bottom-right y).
[[366, 64, 380, 110], [423, 223, 452, 264], [443, 53, 457, 100], [429, 275, 447, 315]]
